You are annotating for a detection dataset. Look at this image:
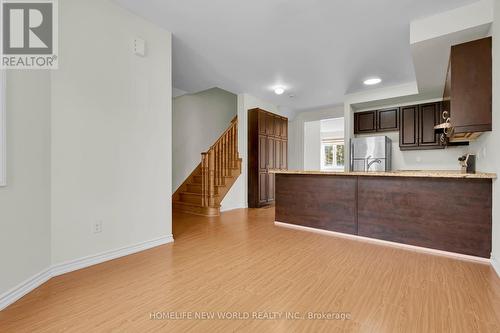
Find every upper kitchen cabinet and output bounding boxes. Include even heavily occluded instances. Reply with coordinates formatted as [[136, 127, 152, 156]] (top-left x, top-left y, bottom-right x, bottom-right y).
[[439, 37, 492, 142], [400, 102, 443, 151], [354, 108, 399, 134], [354, 111, 377, 134], [377, 108, 399, 132]]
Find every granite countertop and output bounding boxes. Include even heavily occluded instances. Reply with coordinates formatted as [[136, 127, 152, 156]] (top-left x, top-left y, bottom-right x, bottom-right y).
[[270, 169, 497, 179]]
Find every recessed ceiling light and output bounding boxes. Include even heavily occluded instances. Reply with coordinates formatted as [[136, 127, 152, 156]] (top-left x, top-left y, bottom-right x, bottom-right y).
[[363, 77, 382, 85], [274, 87, 285, 95]]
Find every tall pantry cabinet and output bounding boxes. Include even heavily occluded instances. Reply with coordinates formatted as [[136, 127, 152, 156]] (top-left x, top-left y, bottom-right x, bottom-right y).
[[248, 108, 288, 208]]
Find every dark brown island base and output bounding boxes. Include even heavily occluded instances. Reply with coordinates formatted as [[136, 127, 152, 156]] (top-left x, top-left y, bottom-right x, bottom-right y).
[[273, 171, 497, 258]]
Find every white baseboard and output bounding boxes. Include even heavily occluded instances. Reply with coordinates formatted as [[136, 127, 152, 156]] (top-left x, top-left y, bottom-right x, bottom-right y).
[[0, 235, 174, 311], [492, 256, 500, 278], [51, 235, 174, 277], [220, 203, 247, 213], [0, 267, 52, 311], [275, 221, 490, 265]]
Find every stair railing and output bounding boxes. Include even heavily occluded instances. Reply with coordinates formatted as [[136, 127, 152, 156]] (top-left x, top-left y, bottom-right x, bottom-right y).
[[201, 117, 238, 207]]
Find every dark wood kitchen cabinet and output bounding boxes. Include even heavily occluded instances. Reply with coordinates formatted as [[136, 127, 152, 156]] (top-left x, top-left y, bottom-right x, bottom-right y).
[[400, 105, 418, 148], [354, 111, 377, 134], [377, 107, 399, 132], [248, 109, 288, 208], [275, 173, 494, 258], [443, 37, 492, 139], [354, 108, 399, 134], [400, 102, 443, 150]]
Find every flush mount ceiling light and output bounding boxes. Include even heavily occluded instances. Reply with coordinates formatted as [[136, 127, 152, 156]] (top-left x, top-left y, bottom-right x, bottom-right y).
[[274, 87, 285, 95], [363, 77, 382, 85]]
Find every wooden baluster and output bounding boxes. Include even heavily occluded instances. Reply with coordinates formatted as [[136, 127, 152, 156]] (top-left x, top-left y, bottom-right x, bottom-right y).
[[221, 137, 225, 179], [232, 125, 236, 167], [219, 142, 222, 185], [229, 129, 232, 169], [234, 122, 238, 164], [217, 143, 221, 185], [231, 126, 234, 168], [229, 128, 233, 169], [222, 133, 227, 178], [201, 154, 204, 207], [224, 133, 228, 176], [206, 153, 209, 207], [223, 137, 226, 178], [214, 145, 218, 186], [208, 150, 215, 207], [214, 145, 218, 187], [201, 153, 207, 207]]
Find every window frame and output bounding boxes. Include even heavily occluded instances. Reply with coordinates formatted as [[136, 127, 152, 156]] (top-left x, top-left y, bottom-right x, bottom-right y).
[[320, 139, 344, 171]]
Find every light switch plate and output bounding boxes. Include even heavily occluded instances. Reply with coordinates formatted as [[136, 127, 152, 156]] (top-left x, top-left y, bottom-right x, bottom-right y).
[[134, 38, 146, 57]]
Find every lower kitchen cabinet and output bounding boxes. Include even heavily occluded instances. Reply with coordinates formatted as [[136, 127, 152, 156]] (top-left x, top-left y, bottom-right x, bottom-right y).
[[357, 176, 491, 258], [275, 174, 357, 235], [275, 173, 493, 258]]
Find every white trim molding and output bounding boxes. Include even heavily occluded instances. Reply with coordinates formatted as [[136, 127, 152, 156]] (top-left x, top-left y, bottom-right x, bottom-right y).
[[492, 256, 500, 278], [51, 235, 174, 277], [0, 70, 6, 187], [0, 267, 52, 311], [275, 221, 491, 265], [0, 235, 174, 311]]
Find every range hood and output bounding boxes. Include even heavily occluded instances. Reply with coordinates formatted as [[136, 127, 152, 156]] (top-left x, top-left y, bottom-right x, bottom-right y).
[[434, 112, 481, 144], [433, 37, 492, 144]]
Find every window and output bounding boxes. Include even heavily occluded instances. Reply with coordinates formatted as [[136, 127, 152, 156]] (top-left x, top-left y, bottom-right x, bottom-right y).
[[321, 139, 344, 171], [0, 70, 5, 186]]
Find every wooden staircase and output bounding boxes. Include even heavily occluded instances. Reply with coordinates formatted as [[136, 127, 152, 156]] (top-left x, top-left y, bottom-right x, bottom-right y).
[[173, 116, 242, 217]]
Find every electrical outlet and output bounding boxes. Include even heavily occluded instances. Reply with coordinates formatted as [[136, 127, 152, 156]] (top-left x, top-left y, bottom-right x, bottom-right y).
[[92, 221, 103, 234]]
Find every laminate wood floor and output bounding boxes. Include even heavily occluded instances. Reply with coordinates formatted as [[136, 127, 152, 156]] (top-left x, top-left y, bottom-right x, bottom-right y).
[[1, 208, 500, 332]]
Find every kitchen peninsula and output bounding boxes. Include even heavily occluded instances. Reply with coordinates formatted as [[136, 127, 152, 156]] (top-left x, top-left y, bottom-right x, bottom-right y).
[[273, 170, 496, 258]]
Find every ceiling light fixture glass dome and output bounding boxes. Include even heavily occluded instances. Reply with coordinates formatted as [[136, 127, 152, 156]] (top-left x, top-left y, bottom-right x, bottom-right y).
[[274, 87, 285, 95], [363, 77, 382, 85]]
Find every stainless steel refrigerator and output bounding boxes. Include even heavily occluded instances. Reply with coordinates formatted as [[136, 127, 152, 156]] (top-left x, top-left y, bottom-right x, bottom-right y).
[[350, 136, 392, 172]]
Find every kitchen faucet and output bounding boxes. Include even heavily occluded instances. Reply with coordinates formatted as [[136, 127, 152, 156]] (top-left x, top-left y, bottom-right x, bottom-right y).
[[366, 156, 382, 171]]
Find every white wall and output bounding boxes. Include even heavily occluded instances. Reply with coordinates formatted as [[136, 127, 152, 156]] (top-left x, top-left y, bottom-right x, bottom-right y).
[[353, 98, 471, 171], [490, 0, 499, 268], [303, 121, 321, 170], [221, 93, 282, 211], [289, 105, 345, 170], [51, 0, 172, 264], [346, 97, 472, 170], [476, 0, 500, 271], [355, 131, 469, 171], [0, 72, 5, 186], [0, 72, 51, 296], [173, 88, 236, 192]]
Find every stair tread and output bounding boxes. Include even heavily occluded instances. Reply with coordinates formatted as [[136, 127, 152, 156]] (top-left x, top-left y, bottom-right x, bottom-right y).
[[181, 192, 220, 197], [173, 200, 220, 208], [187, 183, 226, 187]]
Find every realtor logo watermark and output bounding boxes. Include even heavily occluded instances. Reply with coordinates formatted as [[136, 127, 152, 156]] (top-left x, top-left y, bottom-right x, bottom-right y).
[[1, 0, 58, 69]]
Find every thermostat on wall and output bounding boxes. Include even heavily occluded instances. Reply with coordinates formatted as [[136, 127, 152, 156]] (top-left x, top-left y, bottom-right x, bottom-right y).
[[134, 38, 146, 57]]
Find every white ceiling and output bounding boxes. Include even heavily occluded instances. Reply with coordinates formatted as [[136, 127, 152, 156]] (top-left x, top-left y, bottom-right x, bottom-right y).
[[115, 0, 478, 111]]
